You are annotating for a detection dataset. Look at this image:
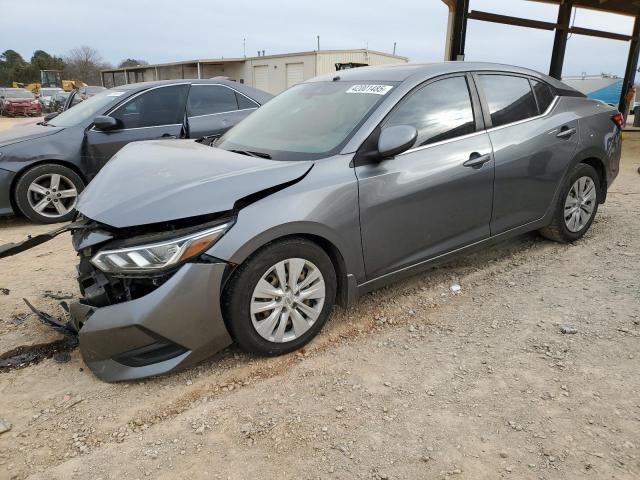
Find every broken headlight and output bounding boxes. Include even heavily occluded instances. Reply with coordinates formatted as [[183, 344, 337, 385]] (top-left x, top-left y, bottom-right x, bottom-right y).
[[90, 223, 230, 273]]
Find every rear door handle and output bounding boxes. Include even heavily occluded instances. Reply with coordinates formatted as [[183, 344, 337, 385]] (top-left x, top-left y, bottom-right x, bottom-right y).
[[556, 127, 577, 139], [463, 152, 492, 168]]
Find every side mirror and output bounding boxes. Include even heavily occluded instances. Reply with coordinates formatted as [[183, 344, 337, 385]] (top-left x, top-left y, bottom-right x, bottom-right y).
[[93, 116, 119, 131], [43, 112, 59, 122], [377, 125, 418, 158]]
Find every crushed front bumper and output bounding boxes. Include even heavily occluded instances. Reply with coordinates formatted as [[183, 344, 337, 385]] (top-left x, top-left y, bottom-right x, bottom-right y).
[[72, 262, 233, 382]]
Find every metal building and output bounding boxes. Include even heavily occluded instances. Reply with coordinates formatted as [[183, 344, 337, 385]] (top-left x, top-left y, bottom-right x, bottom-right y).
[[101, 49, 408, 95], [563, 74, 624, 105]]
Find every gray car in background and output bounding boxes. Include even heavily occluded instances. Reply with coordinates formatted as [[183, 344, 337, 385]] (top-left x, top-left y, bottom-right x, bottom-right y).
[[4, 62, 621, 381], [0, 79, 272, 223]]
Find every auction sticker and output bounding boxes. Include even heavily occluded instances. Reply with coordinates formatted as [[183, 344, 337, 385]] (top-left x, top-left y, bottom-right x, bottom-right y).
[[346, 84, 393, 95]]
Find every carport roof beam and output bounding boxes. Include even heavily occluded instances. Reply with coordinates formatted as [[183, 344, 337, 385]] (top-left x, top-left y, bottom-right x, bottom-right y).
[[440, 0, 640, 117]]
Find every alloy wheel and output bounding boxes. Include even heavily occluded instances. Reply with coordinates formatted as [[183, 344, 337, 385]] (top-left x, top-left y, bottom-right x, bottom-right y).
[[27, 173, 78, 219], [564, 176, 596, 233], [250, 258, 326, 343]]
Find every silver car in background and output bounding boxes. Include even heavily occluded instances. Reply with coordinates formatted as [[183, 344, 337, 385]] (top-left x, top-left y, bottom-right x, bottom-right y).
[[6, 62, 621, 381]]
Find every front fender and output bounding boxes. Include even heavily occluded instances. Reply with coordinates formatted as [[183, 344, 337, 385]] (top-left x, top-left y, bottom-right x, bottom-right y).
[[206, 154, 366, 284], [0, 127, 85, 173]]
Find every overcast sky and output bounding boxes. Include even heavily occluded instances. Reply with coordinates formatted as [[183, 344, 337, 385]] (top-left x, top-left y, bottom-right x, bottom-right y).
[[1, 0, 634, 77]]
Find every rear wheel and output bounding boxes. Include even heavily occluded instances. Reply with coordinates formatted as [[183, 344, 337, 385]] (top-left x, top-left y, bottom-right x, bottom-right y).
[[222, 238, 336, 356], [14, 164, 84, 224], [539, 163, 600, 242]]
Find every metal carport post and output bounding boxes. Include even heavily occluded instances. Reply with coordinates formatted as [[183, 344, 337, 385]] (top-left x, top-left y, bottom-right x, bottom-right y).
[[441, 0, 640, 120]]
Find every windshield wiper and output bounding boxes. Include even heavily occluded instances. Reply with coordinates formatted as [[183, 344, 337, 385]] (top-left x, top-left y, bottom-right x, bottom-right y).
[[229, 149, 271, 159]]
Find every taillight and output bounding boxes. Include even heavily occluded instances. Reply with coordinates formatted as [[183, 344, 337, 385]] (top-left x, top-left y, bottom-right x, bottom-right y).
[[612, 113, 624, 130]]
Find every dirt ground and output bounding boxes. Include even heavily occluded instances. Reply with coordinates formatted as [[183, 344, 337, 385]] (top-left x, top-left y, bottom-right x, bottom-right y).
[[0, 126, 639, 480]]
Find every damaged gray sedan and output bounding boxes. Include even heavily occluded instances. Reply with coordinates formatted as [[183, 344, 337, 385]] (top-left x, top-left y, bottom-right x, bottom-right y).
[[1, 63, 622, 381]]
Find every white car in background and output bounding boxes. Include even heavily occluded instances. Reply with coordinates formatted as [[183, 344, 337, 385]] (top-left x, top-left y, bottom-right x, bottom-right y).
[[39, 87, 65, 113]]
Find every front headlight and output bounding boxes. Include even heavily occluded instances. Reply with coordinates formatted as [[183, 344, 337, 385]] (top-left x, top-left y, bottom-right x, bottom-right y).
[[91, 223, 229, 273]]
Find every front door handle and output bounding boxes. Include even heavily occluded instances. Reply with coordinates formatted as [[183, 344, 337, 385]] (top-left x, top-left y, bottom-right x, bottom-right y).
[[556, 127, 577, 139], [161, 133, 177, 139], [463, 152, 492, 168]]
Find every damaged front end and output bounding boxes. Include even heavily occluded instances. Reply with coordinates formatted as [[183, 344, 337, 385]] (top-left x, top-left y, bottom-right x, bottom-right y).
[[1, 216, 236, 381], [68, 214, 235, 381], [1, 140, 316, 381]]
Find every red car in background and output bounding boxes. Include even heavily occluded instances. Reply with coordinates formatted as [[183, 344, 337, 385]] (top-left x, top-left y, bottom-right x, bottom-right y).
[[0, 88, 42, 117]]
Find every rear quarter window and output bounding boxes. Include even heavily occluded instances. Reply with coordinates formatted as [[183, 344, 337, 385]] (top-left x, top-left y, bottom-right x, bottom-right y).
[[531, 80, 555, 114]]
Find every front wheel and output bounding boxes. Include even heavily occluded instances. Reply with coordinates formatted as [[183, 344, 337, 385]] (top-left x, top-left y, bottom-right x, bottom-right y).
[[14, 164, 85, 224], [222, 238, 337, 356], [539, 163, 600, 242]]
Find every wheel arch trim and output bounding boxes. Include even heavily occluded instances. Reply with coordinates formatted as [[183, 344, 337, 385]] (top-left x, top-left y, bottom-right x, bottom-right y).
[[211, 222, 357, 309], [569, 148, 608, 203]]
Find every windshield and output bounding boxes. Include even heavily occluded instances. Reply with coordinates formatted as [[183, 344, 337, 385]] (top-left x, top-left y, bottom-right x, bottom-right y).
[[4, 90, 34, 99], [48, 89, 127, 127], [40, 88, 61, 98], [85, 86, 106, 94], [217, 81, 396, 160]]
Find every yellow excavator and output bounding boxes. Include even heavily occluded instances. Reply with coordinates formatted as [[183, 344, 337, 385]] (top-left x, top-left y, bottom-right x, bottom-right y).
[[12, 70, 87, 94]]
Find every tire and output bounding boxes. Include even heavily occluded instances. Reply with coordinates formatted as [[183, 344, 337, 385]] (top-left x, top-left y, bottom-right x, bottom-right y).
[[14, 164, 85, 224], [539, 163, 600, 242], [222, 238, 337, 356]]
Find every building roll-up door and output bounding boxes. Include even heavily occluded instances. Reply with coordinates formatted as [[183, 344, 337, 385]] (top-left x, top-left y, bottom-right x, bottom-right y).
[[253, 65, 269, 92], [286, 63, 304, 88]]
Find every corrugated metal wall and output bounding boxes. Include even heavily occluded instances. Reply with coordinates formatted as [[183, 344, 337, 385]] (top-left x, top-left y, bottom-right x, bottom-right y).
[[316, 51, 406, 75], [243, 54, 316, 94], [101, 51, 407, 91]]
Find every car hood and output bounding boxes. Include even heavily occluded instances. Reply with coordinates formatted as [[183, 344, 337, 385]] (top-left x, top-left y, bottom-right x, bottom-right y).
[[0, 124, 63, 148], [77, 140, 314, 228]]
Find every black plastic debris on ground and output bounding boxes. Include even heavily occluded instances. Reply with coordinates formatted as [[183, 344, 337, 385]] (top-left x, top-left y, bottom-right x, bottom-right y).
[[0, 300, 79, 372], [0, 288, 9, 295], [23, 298, 79, 336]]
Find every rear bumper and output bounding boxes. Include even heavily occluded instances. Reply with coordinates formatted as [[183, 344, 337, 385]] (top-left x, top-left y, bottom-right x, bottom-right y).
[[0, 168, 15, 216], [74, 262, 233, 382]]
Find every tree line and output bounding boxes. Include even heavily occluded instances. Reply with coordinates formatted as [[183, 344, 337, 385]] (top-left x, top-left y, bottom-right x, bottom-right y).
[[0, 46, 148, 87]]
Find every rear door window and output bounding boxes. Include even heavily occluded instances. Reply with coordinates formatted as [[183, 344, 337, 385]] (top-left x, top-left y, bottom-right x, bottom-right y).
[[385, 75, 476, 147], [530, 80, 555, 114], [477, 75, 539, 128], [187, 85, 239, 117], [110, 84, 189, 129]]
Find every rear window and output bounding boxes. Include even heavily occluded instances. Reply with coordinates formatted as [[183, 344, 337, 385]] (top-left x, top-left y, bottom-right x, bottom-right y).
[[531, 80, 555, 114], [4, 89, 34, 99], [478, 75, 538, 128]]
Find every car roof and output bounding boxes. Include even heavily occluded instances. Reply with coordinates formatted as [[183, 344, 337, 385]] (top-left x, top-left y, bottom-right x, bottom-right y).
[[308, 62, 577, 92], [111, 79, 274, 104]]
